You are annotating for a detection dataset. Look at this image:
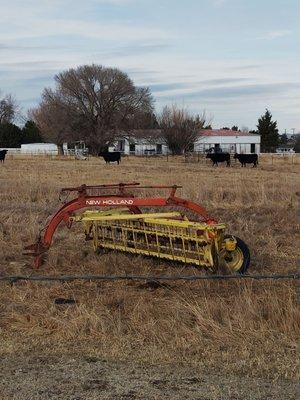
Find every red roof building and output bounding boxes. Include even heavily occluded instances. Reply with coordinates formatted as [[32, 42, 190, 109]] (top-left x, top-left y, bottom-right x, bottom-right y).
[[199, 129, 259, 137], [195, 129, 260, 154]]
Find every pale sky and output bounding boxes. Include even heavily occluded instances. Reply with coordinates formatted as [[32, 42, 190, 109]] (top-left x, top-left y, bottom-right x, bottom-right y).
[[0, 0, 299, 132]]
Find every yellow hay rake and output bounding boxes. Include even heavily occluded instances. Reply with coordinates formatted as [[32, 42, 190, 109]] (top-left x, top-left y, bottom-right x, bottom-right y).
[[74, 209, 247, 272], [25, 183, 250, 273]]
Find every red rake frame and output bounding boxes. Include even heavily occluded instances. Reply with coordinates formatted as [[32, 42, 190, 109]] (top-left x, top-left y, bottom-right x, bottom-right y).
[[24, 182, 217, 268]]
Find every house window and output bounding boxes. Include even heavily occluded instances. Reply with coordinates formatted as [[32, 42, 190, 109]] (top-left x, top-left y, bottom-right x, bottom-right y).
[[156, 144, 162, 154], [251, 144, 255, 153], [129, 143, 136, 153]]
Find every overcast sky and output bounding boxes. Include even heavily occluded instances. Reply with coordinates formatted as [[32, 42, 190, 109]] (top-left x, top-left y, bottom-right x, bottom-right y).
[[0, 0, 299, 132]]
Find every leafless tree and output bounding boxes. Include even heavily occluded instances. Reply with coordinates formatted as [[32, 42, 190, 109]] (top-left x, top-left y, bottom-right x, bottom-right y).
[[30, 92, 74, 154], [158, 105, 206, 155], [240, 126, 249, 134], [31, 65, 154, 154], [0, 92, 19, 124]]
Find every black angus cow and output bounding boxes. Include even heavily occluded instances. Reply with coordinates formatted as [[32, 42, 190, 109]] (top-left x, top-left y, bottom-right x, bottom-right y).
[[98, 151, 121, 164], [234, 153, 258, 167], [0, 150, 8, 163], [206, 152, 231, 166]]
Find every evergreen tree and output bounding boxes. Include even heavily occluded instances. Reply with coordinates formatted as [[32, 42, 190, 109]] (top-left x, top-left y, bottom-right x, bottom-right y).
[[0, 123, 22, 147], [22, 120, 43, 143], [231, 125, 239, 131], [257, 109, 279, 152]]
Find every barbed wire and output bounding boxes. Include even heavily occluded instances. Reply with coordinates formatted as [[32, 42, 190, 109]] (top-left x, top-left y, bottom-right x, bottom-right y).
[[0, 273, 299, 285]]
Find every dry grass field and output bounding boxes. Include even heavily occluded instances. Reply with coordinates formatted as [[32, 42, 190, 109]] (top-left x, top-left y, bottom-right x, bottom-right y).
[[0, 154, 299, 399]]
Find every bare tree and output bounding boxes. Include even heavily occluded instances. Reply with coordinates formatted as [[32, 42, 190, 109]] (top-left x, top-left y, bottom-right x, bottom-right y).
[[31, 65, 154, 154], [158, 105, 206, 155], [0, 92, 19, 124], [240, 126, 249, 134], [30, 92, 74, 154]]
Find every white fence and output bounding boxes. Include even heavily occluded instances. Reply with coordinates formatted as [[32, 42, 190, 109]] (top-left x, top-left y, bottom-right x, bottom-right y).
[[0, 148, 21, 154], [261, 153, 298, 164]]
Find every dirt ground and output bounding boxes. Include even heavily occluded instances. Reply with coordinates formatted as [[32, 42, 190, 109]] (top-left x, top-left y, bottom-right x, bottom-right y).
[[1, 355, 299, 400], [0, 154, 299, 399]]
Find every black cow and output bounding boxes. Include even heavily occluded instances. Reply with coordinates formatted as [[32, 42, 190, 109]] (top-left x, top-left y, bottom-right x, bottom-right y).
[[98, 151, 121, 164], [206, 152, 231, 166], [234, 153, 258, 167], [0, 150, 8, 163]]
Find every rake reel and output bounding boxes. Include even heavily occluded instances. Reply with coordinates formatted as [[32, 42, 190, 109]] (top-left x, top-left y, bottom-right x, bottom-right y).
[[24, 183, 250, 273]]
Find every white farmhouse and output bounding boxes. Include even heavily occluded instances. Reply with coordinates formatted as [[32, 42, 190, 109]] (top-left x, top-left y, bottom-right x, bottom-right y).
[[109, 130, 169, 156], [194, 129, 261, 154], [110, 129, 261, 155]]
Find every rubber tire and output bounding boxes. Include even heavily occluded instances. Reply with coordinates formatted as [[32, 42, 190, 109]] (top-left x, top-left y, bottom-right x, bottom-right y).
[[222, 235, 250, 274]]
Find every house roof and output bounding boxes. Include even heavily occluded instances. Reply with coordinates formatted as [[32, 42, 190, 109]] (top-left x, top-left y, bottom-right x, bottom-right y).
[[121, 128, 260, 140], [199, 129, 259, 137], [127, 129, 162, 140]]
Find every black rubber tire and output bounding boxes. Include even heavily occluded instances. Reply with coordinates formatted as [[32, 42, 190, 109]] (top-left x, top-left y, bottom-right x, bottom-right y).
[[222, 235, 250, 274]]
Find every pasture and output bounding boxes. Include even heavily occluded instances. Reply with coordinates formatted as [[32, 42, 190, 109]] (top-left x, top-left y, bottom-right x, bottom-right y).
[[0, 155, 299, 399]]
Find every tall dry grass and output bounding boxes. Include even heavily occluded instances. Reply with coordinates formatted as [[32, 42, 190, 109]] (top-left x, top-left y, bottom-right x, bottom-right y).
[[0, 155, 299, 379]]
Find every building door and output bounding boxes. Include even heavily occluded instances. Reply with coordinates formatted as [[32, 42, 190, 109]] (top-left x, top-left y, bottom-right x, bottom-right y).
[[214, 143, 221, 153], [156, 144, 162, 154], [118, 139, 125, 152], [129, 143, 136, 154], [251, 143, 255, 153]]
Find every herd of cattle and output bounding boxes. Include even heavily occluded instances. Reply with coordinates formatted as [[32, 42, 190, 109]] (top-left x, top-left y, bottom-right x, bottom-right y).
[[1, 149, 258, 167], [98, 151, 259, 167], [206, 152, 258, 167]]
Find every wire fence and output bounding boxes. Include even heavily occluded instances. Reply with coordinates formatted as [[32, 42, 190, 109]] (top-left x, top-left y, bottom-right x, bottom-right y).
[[1, 273, 299, 285]]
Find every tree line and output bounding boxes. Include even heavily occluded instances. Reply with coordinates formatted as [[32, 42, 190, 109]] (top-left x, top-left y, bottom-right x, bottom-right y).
[[1, 64, 297, 153], [0, 91, 44, 147], [0, 121, 43, 148]]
